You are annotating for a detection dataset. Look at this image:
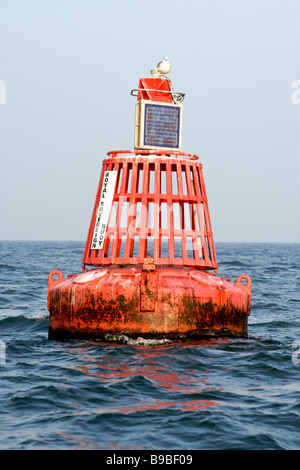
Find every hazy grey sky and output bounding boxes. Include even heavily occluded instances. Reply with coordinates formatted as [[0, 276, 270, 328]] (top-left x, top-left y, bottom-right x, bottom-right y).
[[0, 0, 299, 243]]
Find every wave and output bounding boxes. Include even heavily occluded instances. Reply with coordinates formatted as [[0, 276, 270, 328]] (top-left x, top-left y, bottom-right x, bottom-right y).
[[109, 335, 172, 346]]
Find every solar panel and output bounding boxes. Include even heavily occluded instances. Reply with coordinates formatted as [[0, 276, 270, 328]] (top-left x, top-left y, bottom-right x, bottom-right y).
[[135, 100, 182, 151]]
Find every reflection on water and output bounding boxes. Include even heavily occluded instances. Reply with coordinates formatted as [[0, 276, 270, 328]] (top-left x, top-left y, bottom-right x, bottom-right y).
[[57, 432, 99, 450], [57, 339, 234, 415], [95, 399, 219, 415]]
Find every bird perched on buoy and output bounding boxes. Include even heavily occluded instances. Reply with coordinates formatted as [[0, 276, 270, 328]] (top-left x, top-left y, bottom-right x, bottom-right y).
[[151, 57, 171, 77]]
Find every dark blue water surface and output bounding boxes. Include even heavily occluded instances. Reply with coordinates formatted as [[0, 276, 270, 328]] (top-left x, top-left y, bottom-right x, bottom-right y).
[[0, 241, 299, 450]]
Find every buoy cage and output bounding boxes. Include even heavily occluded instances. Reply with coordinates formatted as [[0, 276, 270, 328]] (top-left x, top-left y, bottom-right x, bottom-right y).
[[48, 150, 251, 341]]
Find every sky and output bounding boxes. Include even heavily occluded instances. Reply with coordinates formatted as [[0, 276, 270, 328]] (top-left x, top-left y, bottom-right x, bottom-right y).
[[0, 0, 299, 243]]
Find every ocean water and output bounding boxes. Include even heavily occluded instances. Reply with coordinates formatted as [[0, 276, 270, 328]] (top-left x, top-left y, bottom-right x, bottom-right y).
[[0, 240, 299, 451]]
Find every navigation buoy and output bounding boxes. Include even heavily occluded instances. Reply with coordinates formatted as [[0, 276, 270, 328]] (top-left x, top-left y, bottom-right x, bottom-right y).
[[48, 59, 251, 341]]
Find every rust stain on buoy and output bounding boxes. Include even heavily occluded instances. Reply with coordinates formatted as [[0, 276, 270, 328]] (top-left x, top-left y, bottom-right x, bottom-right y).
[[48, 265, 251, 340]]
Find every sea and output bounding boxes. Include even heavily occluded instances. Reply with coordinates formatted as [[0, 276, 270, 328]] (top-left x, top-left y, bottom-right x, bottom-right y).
[[0, 241, 299, 453]]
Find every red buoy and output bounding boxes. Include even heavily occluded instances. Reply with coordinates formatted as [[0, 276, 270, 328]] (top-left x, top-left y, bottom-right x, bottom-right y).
[[48, 63, 251, 341]]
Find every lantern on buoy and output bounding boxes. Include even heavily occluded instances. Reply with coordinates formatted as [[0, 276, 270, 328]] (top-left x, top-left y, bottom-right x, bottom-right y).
[[48, 58, 251, 341]]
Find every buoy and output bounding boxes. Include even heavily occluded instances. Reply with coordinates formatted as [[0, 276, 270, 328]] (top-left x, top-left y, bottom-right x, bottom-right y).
[[48, 59, 251, 341]]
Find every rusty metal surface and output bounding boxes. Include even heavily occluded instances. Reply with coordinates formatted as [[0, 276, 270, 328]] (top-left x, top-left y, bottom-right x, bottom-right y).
[[48, 266, 251, 341]]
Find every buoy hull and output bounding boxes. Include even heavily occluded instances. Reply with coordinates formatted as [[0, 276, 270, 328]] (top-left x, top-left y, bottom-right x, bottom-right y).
[[48, 266, 251, 341]]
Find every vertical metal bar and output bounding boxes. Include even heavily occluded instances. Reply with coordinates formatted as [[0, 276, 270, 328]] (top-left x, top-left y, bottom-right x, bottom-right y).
[[166, 159, 174, 264], [124, 161, 138, 260], [176, 162, 183, 199], [111, 161, 128, 260], [174, 162, 184, 262], [139, 160, 149, 261], [154, 161, 160, 263], [181, 163, 188, 265]]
